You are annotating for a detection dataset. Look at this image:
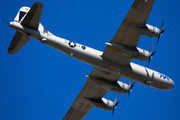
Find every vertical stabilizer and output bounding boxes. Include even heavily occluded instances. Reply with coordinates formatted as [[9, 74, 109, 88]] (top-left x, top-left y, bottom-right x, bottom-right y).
[[8, 2, 44, 54], [8, 6, 31, 54], [21, 2, 43, 30]]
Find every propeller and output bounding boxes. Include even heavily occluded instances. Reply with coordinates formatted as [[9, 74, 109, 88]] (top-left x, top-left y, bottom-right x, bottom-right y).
[[157, 20, 165, 46], [148, 44, 156, 67], [112, 94, 120, 117], [127, 80, 135, 98]]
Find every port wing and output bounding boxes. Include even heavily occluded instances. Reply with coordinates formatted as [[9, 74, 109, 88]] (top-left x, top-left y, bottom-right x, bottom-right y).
[[102, 0, 155, 65]]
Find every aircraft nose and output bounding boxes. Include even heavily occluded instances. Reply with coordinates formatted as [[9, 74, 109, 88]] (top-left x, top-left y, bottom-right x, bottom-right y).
[[171, 80, 175, 88], [168, 79, 175, 90]]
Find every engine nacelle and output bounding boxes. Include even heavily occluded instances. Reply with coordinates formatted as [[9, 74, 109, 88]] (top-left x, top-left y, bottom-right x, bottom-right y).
[[132, 24, 161, 37], [87, 75, 130, 94], [85, 97, 114, 111], [135, 47, 151, 61], [105, 43, 151, 61]]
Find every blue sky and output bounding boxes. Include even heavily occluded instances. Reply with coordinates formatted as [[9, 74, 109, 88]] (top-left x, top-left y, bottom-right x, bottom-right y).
[[1, 0, 180, 120]]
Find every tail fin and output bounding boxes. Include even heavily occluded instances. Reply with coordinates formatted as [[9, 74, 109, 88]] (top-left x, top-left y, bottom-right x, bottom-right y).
[[8, 2, 43, 54]]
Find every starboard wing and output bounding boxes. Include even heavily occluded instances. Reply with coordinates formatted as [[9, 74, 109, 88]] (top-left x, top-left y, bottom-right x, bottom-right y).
[[63, 68, 120, 120]]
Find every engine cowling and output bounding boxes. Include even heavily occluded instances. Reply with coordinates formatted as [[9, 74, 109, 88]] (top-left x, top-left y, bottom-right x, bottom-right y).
[[132, 24, 161, 37], [135, 47, 151, 61], [87, 75, 130, 94], [86, 97, 114, 111], [105, 43, 151, 61]]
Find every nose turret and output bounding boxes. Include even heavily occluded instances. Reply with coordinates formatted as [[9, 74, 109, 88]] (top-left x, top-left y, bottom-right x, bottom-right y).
[[153, 72, 175, 90], [159, 76, 175, 90], [168, 79, 175, 90]]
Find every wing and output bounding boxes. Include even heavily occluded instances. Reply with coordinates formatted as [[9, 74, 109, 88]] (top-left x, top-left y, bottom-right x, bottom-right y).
[[63, 68, 120, 120], [64, 0, 155, 119], [102, 0, 155, 65]]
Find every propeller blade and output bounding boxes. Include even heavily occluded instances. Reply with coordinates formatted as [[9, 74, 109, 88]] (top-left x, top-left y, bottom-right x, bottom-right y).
[[128, 81, 135, 98], [128, 90, 130, 98], [157, 20, 165, 46], [157, 35, 160, 46], [112, 101, 120, 117], [130, 82, 135, 90], [150, 44, 153, 54], [160, 20, 164, 31], [148, 58, 151, 67], [151, 51, 156, 57], [112, 108, 115, 117], [112, 95, 120, 117], [129, 80, 132, 87], [115, 101, 120, 107], [157, 30, 165, 46], [148, 45, 156, 67], [161, 29, 165, 34], [114, 94, 117, 105]]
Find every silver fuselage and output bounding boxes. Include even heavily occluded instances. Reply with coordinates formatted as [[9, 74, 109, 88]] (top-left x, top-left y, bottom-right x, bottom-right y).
[[9, 22, 175, 90]]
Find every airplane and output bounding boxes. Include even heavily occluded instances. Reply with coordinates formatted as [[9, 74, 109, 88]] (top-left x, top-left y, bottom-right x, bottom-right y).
[[8, 1, 175, 120]]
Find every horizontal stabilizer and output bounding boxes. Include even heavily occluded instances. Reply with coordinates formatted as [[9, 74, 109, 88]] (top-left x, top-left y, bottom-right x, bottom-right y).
[[8, 31, 31, 54]]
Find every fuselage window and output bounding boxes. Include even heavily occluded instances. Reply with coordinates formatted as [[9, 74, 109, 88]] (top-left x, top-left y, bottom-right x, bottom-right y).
[[81, 46, 86, 50]]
